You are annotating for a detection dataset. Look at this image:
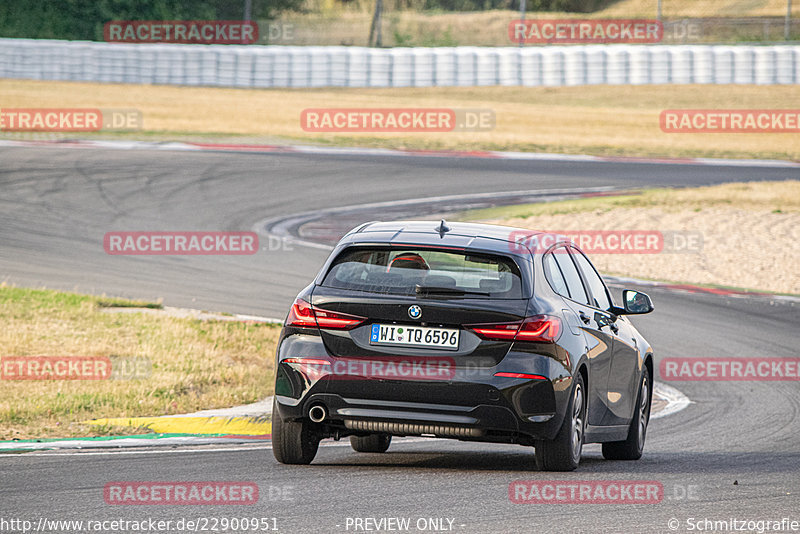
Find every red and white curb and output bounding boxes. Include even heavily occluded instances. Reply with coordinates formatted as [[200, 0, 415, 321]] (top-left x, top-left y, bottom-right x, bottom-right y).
[[1, 138, 798, 167]]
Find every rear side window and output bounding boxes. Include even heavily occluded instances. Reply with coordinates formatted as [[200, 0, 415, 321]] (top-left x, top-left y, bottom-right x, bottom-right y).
[[571, 247, 612, 311], [322, 247, 523, 298], [543, 253, 569, 297], [552, 247, 589, 305]]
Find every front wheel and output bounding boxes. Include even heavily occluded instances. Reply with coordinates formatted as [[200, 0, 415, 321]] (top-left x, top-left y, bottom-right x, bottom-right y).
[[602, 370, 651, 461], [350, 434, 392, 453], [272, 399, 321, 465], [535, 373, 586, 472]]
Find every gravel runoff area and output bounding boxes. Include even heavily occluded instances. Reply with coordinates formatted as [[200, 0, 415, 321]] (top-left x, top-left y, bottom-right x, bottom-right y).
[[485, 183, 800, 296]]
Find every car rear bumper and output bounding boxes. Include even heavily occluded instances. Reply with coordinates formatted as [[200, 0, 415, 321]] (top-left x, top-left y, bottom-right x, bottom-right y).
[[274, 376, 571, 442], [281, 392, 519, 438], [274, 333, 574, 442]]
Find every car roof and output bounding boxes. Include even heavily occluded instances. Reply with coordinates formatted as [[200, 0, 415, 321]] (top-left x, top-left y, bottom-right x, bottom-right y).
[[340, 220, 566, 255]]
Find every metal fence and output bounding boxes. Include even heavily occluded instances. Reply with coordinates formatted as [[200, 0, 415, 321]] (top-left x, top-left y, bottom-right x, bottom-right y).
[[1, 38, 798, 87]]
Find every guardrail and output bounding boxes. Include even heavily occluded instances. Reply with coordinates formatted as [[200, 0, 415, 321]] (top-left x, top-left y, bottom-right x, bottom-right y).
[[1, 38, 798, 87]]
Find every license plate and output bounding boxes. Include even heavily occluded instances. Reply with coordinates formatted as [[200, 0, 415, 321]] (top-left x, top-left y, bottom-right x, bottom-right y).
[[370, 324, 459, 350]]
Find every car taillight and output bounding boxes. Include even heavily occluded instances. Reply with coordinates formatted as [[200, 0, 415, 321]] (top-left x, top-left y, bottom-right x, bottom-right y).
[[283, 358, 331, 366], [285, 298, 366, 330], [494, 372, 548, 380], [468, 315, 561, 343], [285, 298, 317, 328], [515, 315, 562, 342], [468, 323, 519, 340]]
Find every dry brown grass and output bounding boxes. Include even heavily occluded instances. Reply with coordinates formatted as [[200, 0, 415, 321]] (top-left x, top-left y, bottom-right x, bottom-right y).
[[2, 80, 798, 160], [600, 0, 798, 18], [302, 0, 798, 17], [470, 181, 800, 295], [274, 0, 800, 46], [0, 286, 280, 440]]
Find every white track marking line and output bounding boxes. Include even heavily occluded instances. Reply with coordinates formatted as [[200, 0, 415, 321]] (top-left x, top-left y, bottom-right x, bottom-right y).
[[252, 186, 620, 250], [1, 139, 799, 167], [652, 382, 693, 420], [0, 437, 435, 457]]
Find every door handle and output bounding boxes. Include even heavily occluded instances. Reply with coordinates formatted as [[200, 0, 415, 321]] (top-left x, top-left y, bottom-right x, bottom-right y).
[[579, 311, 591, 324]]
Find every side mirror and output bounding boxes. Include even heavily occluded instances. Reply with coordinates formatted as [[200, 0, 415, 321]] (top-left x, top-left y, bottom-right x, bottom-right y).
[[621, 289, 654, 315]]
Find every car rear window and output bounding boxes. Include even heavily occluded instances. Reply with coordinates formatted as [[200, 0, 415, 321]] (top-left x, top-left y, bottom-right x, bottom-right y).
[[322, 246, 524, 298]]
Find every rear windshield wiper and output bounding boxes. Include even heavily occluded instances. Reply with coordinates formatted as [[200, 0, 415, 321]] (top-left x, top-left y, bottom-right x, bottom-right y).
[[415, 285, 490, 297]]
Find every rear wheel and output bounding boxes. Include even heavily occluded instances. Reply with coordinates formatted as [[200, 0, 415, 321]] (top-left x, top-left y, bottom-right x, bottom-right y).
[[272, 399, 320, 465], [350, 434, 392, 453], [602, 370, 651, 461], [535, 373, 585, 472]]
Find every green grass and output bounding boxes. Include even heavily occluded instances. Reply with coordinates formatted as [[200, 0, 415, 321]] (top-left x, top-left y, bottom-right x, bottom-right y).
[[95, 297, 163, 309], [0, 286, 280, 440]]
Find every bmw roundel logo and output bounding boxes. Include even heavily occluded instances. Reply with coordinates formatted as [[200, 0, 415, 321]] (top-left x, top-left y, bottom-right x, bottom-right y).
[[408, 305, 422, 319]]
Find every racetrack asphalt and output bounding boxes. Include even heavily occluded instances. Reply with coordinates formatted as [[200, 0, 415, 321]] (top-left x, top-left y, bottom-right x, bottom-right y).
[[1, 145, 799, 533]]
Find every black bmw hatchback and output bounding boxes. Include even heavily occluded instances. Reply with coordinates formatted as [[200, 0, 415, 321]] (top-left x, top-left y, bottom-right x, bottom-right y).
[[272, 220, 654, 471]]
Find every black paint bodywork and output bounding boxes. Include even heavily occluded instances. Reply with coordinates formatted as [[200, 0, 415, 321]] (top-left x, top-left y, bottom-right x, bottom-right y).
[[273, 221, 653, 446]]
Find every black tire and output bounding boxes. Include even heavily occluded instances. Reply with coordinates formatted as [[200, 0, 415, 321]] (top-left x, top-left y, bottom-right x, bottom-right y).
[[350, 434, 392, 453], [602, 369, 651, 461], [272, 398, 320, 465], [535, 373, 586, 472]]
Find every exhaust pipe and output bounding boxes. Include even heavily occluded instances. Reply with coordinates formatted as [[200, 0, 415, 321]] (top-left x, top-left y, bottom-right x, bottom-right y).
[[308, 404, 327, 423]]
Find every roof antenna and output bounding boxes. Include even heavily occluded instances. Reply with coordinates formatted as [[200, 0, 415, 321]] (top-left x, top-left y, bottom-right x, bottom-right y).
[[435, 219, 450, 238]]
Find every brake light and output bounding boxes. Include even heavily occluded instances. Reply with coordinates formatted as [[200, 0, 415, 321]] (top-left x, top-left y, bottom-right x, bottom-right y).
[[468, 315, 561, 343], [516, 315, 562, 342], [283, 358, 331, 366], [313, 307, 367, 329], [468, 323, 519, 340], [285, 298, 317, 328], [494, 372, 548, 380], [285, 298, 366, 330]]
